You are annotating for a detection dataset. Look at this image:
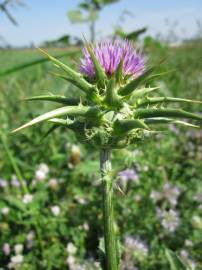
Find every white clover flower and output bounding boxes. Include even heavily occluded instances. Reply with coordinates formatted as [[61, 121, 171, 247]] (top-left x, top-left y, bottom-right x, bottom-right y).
[[14, 244, 23, 255], [162, 182, 180, 206], [150, 191, 162, 202], [51, 205, 60, 216], [26, 231, 35, 241], [7, 263, 14, 269], [1, 207, 10, 215], [82, 223, 89, 231], [150, 182, 180, 206], [35, 170, 46, 181], [185, 239, 194, 247], [66, 255, 76, 266], [143, 165, 149, 172], [66, 243, 77, 255], [8, 254, 24, 269], [26, 231, 35, 249], [75, 195, 87, 205], [11, 254, 24, 264], [48, 178, 58, 190], [180, 249, 189, 259], [156, 208, 180, 232], [35, 163, 49, 181], [134, 195, 141, 203], [124, 236, 148, 258], [22, 194, 33, 204], [2, 243, 10, 256], [0, 179, 8, 188], [38, 163, 49, 174]]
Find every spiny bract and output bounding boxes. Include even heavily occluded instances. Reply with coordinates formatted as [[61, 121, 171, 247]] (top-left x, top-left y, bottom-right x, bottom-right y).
[[12, 40, 202, 149]]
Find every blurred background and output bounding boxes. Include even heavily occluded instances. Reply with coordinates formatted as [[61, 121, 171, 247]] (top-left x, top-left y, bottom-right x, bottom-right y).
[[0, 1, 202, 270]]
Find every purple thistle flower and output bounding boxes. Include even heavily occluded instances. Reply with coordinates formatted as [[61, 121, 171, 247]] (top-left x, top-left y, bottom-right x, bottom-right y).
[[118, 169, 138, 183], [79, 40, 145, 79]]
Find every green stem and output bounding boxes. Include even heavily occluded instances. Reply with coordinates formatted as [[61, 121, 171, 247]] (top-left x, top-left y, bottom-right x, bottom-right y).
[[100, 149, 118, 270], [0, 132, 28, 194]]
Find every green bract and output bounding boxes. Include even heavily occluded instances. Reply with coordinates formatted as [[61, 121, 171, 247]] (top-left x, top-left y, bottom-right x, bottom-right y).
[[12, 47, 202, 149]]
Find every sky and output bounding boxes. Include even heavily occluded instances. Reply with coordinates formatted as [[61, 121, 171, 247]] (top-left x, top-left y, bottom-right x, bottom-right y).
[[0, 0, 202, 46]]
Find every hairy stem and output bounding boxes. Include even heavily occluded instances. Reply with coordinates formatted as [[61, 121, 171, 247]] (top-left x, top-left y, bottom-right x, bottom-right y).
[[100, 149, 118, 270]]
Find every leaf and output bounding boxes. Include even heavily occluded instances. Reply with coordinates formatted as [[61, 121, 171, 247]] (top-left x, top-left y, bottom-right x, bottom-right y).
[[131, 87, 159, 99], [113, 119, 149, 135], [165, 248, 189, 270], [48, 118, 71, 126], [145, 118, 200, 128], [85, 43, 107, 87], [0, 51, 78, 77], [126, 27, 147, 40], [38, 48, 93, 93], [24, 95, 80, 105], [12, 106, 89, 133], [118, 66, 157, 96], [115, 58, 124, 84], [50, 72, 99, 101], [104, 76, 121, 108], [134, 108, 202, 121], [67, 9, 86, 23], [1, 196, 27, 212], [137, 97, 202, 107]]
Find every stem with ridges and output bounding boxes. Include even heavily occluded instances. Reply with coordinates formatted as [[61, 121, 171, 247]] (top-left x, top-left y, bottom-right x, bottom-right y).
[[100, 149, 118, 270]]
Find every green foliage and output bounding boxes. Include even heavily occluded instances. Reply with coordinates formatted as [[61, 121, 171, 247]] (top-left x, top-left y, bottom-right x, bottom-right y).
[[165, 249, 189, 270]]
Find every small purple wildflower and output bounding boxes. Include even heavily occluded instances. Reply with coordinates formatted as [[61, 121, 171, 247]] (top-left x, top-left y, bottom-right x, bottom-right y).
[[79, 40, 145, 79], [11, 175, 20, 187], [118, 169, 138, 183], [0, 179, 8, 188]]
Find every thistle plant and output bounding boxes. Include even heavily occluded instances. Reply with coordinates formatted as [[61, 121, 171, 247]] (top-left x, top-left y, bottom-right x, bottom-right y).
[[12, 40, 202, 270]]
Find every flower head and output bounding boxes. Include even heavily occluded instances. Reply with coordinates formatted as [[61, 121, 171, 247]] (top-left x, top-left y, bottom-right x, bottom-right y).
[[79, 40, 145, 79], [35, 163, 49, 181], [22, 194, 33, 204], [2, 243, 10, 256], [51, 205, 60, 216], [66, 243, 77, 255], [11, 175, 20, 187], [14, 244, 23, 255], [150, 182, 180, 206], [124, 236, 148, 258], [156, 208, 180, 233], [118, 168, 138, 183], [1, 207, 10, 215], [0, 179, 8, 188]]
